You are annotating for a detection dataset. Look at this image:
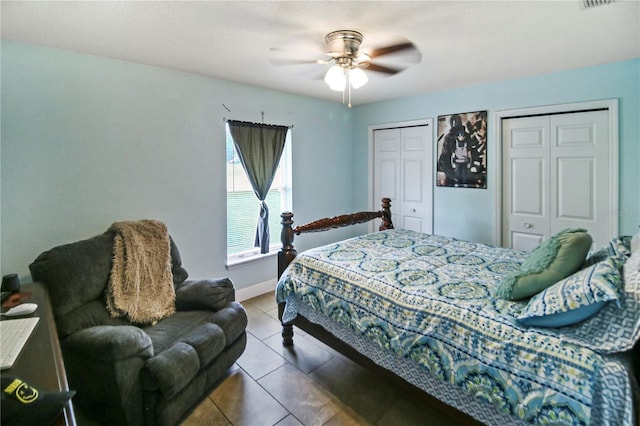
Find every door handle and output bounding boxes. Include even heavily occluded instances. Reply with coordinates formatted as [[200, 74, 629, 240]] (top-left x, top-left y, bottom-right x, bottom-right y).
[[524, 223, 533, 229]]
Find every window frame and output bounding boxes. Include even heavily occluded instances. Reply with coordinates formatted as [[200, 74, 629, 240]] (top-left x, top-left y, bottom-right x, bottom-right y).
[[225, 128, 292, 268]]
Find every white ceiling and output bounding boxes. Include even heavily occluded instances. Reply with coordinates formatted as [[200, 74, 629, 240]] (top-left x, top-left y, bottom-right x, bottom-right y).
[[2, 1, 639, 106]]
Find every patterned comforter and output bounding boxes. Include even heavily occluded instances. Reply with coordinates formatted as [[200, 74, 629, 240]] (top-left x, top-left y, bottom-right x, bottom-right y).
[[276, 229, 637, 425]]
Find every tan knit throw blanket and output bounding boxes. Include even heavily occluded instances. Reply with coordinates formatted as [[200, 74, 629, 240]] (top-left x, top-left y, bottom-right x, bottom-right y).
[[106, 220, 176, 325]]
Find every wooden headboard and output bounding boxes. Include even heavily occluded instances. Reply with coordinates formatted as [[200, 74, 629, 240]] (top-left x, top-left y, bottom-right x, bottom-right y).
[[277, 198, 393, 278]]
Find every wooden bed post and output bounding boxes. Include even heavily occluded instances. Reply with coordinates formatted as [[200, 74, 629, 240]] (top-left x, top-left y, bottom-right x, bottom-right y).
[[379, 197, 393, 231], [278, 211, 297, 280], [277, 198, 394, 347], [278, 211, 296, 346]]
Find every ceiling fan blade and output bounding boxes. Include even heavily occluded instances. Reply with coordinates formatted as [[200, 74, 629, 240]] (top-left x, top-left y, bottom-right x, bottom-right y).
[[369, 42, 414, 57], [269, 57, 322, 66], [368, 42, 419, 59], [364, 63, 403, 75], [267, 42, 333, 70]]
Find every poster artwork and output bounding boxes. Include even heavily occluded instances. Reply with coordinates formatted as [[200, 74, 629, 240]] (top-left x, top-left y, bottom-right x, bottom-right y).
[[436, 111, 487, 189]]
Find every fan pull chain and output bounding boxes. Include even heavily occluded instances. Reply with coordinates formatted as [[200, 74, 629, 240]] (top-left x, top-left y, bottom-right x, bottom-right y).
[[347, 71, 353, 108], [342, 70, 346, 106]]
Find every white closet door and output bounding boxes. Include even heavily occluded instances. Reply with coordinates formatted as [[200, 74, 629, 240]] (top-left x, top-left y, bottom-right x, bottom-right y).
[[374, 122, 433, 234], [373, 128, 401, 227], [502, 110, 612, 251], [502, 116, 549, 251], [549, 111, 611, 248]]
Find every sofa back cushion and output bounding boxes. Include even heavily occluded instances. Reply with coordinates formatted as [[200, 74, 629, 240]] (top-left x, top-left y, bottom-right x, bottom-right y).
[[30, 231, 190, 338], [29, 234, 116, 332], [169, 237, 188, 285]]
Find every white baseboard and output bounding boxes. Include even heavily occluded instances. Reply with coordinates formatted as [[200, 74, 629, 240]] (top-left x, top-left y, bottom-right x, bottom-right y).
[[236, 278, 277, 302]]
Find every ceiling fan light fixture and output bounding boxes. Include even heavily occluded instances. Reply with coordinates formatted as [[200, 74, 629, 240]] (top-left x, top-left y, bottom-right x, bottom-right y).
[[349, 67, 368, 89], [270, 28, 420, 107], [325, 64, 346, 91]]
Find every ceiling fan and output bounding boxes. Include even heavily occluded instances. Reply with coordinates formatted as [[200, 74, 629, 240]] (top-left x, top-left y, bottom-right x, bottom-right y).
[[270, 30, 421, 107]]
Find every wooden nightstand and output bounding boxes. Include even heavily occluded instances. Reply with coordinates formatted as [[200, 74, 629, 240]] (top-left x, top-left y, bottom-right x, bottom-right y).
[[2, 281, 76, 426]]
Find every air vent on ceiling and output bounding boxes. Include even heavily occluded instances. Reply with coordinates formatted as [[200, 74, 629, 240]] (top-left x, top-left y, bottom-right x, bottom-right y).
[[582, 0, 616, 9]]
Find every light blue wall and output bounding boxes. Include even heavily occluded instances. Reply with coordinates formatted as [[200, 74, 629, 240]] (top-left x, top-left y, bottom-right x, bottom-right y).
[[2, 41, 638, 291], [0, 41, 357, 288], [352, 59, 640, 245]]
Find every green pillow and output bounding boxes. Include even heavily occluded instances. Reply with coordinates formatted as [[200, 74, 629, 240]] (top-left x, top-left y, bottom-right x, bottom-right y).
[[496, 228, 592, 300]]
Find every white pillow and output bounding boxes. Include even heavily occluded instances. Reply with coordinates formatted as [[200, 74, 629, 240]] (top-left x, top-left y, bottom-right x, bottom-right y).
[[624, 249, 640, 291], [631, 232, 640, 253]]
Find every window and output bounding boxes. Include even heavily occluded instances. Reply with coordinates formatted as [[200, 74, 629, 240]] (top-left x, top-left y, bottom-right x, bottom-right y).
[[226, 125, 292, 265]]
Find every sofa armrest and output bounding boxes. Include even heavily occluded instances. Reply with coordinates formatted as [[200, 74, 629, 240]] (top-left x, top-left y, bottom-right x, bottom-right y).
[[174, 278, 235, 311], [62, 325, 154, 362]]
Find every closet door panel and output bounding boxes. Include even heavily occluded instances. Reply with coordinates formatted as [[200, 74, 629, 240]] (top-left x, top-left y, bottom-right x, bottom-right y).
[[502, 109, 612, 251], [502, 116, 549, 250], [373, 122, 433, 234], [550, 111, 610, 248]]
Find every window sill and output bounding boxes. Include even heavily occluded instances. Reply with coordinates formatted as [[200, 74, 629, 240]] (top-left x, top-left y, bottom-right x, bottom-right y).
[[226, 249, 278, 270]]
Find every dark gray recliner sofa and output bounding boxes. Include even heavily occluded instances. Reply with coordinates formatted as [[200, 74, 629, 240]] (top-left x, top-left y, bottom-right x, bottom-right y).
[[29, 232, 247, 426]]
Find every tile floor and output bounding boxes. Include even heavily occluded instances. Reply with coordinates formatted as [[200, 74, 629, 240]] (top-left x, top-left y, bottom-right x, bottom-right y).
[[182, 292, 480, 426]]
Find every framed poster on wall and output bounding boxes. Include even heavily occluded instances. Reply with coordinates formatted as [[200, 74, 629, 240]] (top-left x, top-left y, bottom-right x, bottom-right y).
[[436, 111, 487, 188]]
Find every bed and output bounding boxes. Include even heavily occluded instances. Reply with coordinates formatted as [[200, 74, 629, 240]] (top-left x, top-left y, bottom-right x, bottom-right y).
[[276, 199, 640, 425]]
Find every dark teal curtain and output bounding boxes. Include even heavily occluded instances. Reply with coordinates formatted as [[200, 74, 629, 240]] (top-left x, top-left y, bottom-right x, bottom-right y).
[[228, 120, 288, 254]]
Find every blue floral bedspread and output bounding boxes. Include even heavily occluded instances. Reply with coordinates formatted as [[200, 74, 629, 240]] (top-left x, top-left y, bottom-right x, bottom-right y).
[[276, 229, 636, 425]]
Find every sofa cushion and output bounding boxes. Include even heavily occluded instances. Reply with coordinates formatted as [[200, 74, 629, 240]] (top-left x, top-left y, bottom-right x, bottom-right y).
[[206, 302, 248, 345], [63, 325, 154, 361], [169, 237, 189, 285], [29, 233, 114, 319], [143, 318, 228, 399], [175, 278, 234, 311], [57, 300, 128, 339], [179, 323, 226, 367], [144, 311, 231, 360], [145, 342, 200, 399], [145, 311, 215, 354], [139, 306, 245, 399]]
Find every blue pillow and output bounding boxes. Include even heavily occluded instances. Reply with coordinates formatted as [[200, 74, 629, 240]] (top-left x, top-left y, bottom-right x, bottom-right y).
[[517, 256, 622, 328]]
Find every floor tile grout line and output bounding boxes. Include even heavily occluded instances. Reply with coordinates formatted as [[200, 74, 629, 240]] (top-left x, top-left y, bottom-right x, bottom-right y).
[[241, 331, 289, 382], [204, 379, 234, 426], [184, 292, 462, 425], [247, 304, 361, 426], [253, 351, 365, 426], [235, 363, 293, 426], [250, 296, 397, 426], [240, 293, 390, 426]]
